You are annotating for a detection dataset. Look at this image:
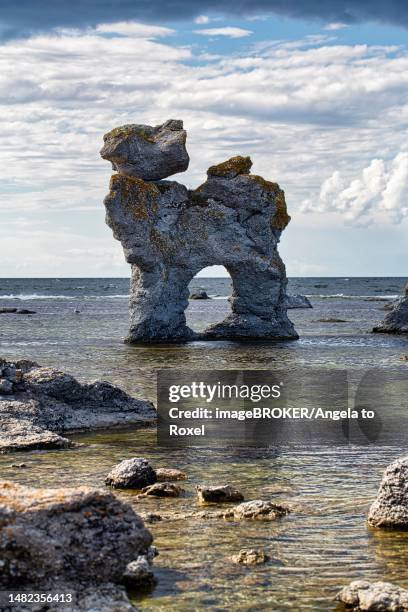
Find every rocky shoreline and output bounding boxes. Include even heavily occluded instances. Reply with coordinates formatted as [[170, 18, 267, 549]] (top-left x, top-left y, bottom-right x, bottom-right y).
[[0, 359, 155, 453]]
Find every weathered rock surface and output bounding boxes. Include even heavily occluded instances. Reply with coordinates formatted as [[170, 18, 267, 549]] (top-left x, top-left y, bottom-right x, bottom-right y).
[[102, 120, 297, 343], [336, 580, 408, 611], [284, 294, 312, 309], [373, 296, 408, 334], [105, 457, 157, 489], [368, 456, 408, 528], [141, 482, 183, 497], [122, 556, 157, 589], [0, 481, 155, 609], [189, 290, 210, 300], [223, 499, 290, 521], [196, 484, 244, 504], [0, 359, 155, 453], [100, 119, 189, 181], [231, 549, 270, 565], [155, 467, 187, 481]]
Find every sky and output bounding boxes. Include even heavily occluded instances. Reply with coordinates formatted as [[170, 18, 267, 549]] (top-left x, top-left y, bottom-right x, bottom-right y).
[[0, 1, 407, 278]]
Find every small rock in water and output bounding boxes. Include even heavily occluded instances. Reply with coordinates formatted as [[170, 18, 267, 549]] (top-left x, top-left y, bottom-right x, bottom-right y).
[[336, 580, 408, 611], [223, 500, 290, 521], [0, 308, 17, 314], [284, 294, 313, 309], [142, 482, 183, 497], [155, 467, 187, 481], [231, 549, 270, 565], [196, 484, 244, 504], [401, 355, 408, 361], [10, 462, 27, 468], [316, 318, 348, 323], [141, 512, 163, 524], [105, 457, 157, 489], [122, 556, 157, 588], [368, 456, 408, 528], [0, 378, 13, 395], [16, 308, 36, 314], [189, 290, 210, 300]]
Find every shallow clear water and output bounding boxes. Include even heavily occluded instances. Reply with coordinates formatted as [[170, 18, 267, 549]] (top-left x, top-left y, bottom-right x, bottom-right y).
[[0, 277, 407, 610]]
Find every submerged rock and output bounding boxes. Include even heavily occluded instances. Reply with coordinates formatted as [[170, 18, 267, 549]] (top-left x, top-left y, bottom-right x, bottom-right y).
[[231, 549, 270, 565], [373, 296, 408, 334], [189, 290, 210, 300], [106, 457, 157, 489], [0, 359, 155, 454], [141, 482, 183, 497], [100, 119, 189, 181], [223, 500, 290, 521], [0, 481, 154, 608], [155, 467, 187, 481], [368, 456, 408, 528], [284, 294, 312, 309], [196, 484, 244, 504], [336, 580, 408, 611], [102, 120, 297, 343]]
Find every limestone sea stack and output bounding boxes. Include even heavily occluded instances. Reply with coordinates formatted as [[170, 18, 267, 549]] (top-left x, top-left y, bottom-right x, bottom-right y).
[[0, 481, 155, 610], [373, 281, 408, 334], [101, 120, 297, 343], [0, 359, 155, 453]]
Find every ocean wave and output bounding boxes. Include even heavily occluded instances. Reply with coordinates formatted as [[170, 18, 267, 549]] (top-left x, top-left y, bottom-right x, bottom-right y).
[[0, 294, 129, 300]]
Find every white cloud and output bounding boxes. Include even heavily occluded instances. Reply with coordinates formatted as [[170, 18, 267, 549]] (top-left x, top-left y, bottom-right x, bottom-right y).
[[324, 22, 349, 31], [193, 27, 253, 38], [194, 15, 210, 25], [95, 21, 174, 38], [301, 152, 408, 224]]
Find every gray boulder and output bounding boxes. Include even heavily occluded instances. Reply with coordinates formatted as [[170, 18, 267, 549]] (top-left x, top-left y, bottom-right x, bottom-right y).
[[102, 121, 297, 344], [223, 499, 290, 521], [336, 580, 408, 611], [141, 482, 183, 497], [189, 290, 210, 300], [100, 119, 189, 180], [122, 556, 156, 589], [368, 456, 408, 528], [196, 484, 244, 504], [105, 457, 157, 489], [155, 467, 187, 481], [373, 296, 408, 334], [284, 294, 312, 309], [0, 480, 154, 608], [0, 359, 155, 453]]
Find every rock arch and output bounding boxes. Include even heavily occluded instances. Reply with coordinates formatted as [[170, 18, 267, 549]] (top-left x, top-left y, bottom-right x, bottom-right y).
[[101, 119, 298, 343]]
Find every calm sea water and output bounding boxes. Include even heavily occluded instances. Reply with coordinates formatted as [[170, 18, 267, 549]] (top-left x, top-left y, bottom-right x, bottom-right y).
[[0, 277, 407, 611]]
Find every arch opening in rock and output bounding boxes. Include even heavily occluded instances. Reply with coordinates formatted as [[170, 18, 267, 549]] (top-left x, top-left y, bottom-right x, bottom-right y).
[[101, 119, 298, 344]]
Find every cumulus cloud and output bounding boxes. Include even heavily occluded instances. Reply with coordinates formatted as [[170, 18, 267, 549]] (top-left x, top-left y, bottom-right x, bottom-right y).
[[0, 0, 407, 40], [194, 15, 211, 24], [301, 152, 408, 224], [194, 26, 252, 38], [95, 22, 174, 38]]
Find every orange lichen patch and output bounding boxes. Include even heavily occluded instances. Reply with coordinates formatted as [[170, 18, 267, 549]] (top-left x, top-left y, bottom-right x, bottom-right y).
[[207, 156, 252, 178], [247, 176, 290, 230], [103, 125, 155, 143], [109, 174, 159, 220]]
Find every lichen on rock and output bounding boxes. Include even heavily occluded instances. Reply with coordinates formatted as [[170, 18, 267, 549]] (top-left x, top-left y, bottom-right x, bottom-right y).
[[101, 119, 298, 343]]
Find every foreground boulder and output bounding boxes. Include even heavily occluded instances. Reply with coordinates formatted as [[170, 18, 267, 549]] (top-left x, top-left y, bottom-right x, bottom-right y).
[[368, 456, 408, 528], [102, 120, 297, 343], [373, 285, 408, 334], [284, 294, 312, 309], [0, 359, 155, 453], [0, 481, 155, 609], [336, 580, 408, 611], [223, 500, 290, 521], [106, 457, 157, 489], [196, 484, 244, 504]]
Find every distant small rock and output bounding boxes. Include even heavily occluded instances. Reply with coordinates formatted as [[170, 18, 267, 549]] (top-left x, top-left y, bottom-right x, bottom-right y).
[[0, 379, 13, 395], [231, 549, 270, 565], [141, 512, 163, 524], [316, 318, 348, 323], [401, 355, 408, 362], [156, 467, 187, 481], [284, 294, 312, 309], [0, 308, 17, 314], [368, 456, 408, 528], [10, 462, 27, 468], [141, 482, 183, 497], [189, 290, 210, 300], [223, 500, 290, 521], [196, 484, 244, 504], [16, 309, 36, 314], [105, 458, 157, 489], [336, 580, 408, 611]]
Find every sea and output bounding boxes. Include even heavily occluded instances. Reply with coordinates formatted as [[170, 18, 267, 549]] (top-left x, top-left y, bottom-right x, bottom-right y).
[[0, 276, 407, 610]]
